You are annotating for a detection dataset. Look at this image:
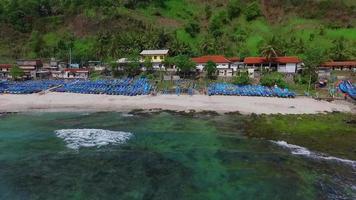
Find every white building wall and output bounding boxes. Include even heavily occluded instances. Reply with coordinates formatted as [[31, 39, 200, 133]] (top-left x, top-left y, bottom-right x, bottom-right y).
[[196, 64, 204, 72], [278, 63, 297, 73], [277, 64, 286, 73], [216, 63, 230, 69]]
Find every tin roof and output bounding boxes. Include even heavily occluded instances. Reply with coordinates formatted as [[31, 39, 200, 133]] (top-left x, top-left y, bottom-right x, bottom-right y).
[[321, 61, 356, 67], [140, 50, 169, 55], [244, 56, 301, 64], [192, 55, 231, 63]]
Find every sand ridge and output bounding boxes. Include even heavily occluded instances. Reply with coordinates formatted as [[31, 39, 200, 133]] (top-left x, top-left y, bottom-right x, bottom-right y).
[[0, 92, 354, 114]]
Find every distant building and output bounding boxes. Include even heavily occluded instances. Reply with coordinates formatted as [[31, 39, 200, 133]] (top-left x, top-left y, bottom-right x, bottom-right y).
[[228, 57, 244, 72], [0, 64, 12, 79], [318, 60, 356, 79], [320, 61, 356, 71], [140, 49, 169, 70], [88, 61, 106, 71], [192, 55, 233, 77], [16, 59, 43, 79], [244, 56, 302, 74], [43, 58, 60, 72], [63, 68, 89, 79]]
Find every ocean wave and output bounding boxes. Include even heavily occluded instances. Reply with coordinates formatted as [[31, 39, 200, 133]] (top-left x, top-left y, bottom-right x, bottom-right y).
[[55, 129, 133, 150], [122, 113, 134, 117], [271, 140, 356, 168]]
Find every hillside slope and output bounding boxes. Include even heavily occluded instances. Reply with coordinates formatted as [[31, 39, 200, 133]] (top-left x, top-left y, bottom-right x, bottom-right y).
[[0, 0, 355, 63]]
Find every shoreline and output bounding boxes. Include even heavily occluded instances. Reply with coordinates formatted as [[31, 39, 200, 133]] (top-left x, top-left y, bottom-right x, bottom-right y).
[[0, 92, 354, 114]]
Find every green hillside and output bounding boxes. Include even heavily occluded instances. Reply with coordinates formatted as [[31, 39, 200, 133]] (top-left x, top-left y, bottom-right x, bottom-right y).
[[0, 0, 355, 63]]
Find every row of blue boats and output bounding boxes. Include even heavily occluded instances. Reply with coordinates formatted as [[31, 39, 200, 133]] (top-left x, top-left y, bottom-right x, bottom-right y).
[[338, 80, 356, 100], [54, 78, 152, 96], [208, 83, 296, 98], [1, 79, 296, 97], [0, 80, 65, 94]]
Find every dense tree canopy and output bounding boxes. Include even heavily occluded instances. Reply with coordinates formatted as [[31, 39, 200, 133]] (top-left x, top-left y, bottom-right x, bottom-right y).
[[0, 0, 354, 64]]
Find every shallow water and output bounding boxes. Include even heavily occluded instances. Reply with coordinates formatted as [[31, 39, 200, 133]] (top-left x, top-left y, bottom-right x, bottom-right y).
[[0, 112, 355, 200]]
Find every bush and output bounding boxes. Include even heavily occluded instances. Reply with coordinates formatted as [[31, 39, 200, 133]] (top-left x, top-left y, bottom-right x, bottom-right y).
[[244, 2, 261, 21], [89, 71, 102, 80], [185, 22, 200, 37], [227, 0, 242, 20], [10, 65, 24, 80], [233, 73, 251, 85], [260, 72, 287, 88]]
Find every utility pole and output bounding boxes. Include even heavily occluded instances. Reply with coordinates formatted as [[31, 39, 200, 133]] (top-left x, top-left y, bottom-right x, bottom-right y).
[[69, 48, 72, 68]]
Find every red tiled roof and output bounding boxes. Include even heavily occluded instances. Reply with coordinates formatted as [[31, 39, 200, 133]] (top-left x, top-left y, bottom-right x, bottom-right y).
[[321, 61, 356, 67], [228, 57, 241, 62], [244, 56, 301, 64], [64, 68, 89, 73], [192, 55, 231, 63], [0, 64, 12, 68], [276, 57, 301, 63], [244, 57, 267, 64]]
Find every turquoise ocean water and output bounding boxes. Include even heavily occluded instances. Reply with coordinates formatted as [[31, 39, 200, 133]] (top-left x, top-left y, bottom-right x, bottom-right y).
[[0, 112, 354, 200]]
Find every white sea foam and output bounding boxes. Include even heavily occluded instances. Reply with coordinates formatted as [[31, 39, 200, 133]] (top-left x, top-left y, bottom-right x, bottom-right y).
[[55, 129, 133, 150], [122, 113, 134, 117], [271, 140, 356, 168]]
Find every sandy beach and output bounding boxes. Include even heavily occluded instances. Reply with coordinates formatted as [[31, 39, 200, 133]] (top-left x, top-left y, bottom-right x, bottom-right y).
[[0, 92, 354, 114]]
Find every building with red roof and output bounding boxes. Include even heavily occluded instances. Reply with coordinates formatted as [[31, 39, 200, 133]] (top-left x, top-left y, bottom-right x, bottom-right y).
[[192, 55, 237, 77], [318, 61, 356, 79], [243, 56, 302, 74], [320, 61, 356, 70]]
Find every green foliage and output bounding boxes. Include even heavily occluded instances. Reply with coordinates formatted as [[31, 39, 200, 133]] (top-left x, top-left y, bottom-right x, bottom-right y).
[[185, 21, 200, 37], [126, 53, 141, 77], [260, 72, 287, 88], [204, 61, 217, 79], [244, 1, 261, 21], [328, 37, 353, 61], [227, 0, 242, 20], [89, 71, 102, 80], [233, 72, 251, 85], [143, 57, 153, 73], [301, 47, 328, 84], [0, 0, 355, 65], [209, 11, 228, 38], [173, 55, 195, 73], [204, 5, 212, 20], [10, 65, 24, 80]]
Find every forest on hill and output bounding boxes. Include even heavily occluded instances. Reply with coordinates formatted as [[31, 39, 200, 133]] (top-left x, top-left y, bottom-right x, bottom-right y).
[[0, 0, 355, 63]]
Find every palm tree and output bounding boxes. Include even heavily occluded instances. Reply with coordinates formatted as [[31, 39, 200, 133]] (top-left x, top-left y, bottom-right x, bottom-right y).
[[260, 36, 281, 72]]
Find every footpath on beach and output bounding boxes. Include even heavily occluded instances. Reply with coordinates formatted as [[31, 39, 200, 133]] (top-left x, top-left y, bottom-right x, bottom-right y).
[[0, 92, 353, 114]]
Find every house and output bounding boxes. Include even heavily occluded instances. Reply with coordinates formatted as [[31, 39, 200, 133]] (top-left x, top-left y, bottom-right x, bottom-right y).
[[318, 61, 356, 79], [244, 56, 302, 74], [228, 57, 244, 73], [320, 61, 356, 71], [0, 64, 12, 79], [140, 49, 169, 70], [63, 68, 89, 79], [16, 59, 43, 79], [43, 58, 60, 72], [88, 61, 106, 71], [192, 55, 233, 77]]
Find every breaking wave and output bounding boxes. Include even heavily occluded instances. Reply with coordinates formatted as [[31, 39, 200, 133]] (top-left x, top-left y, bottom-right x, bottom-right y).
[[55, 129, 133, 150], [271, 140, 356, 168]]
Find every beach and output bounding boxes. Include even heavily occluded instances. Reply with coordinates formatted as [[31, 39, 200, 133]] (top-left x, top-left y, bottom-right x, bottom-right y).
[[0, 92, 354, 114]]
